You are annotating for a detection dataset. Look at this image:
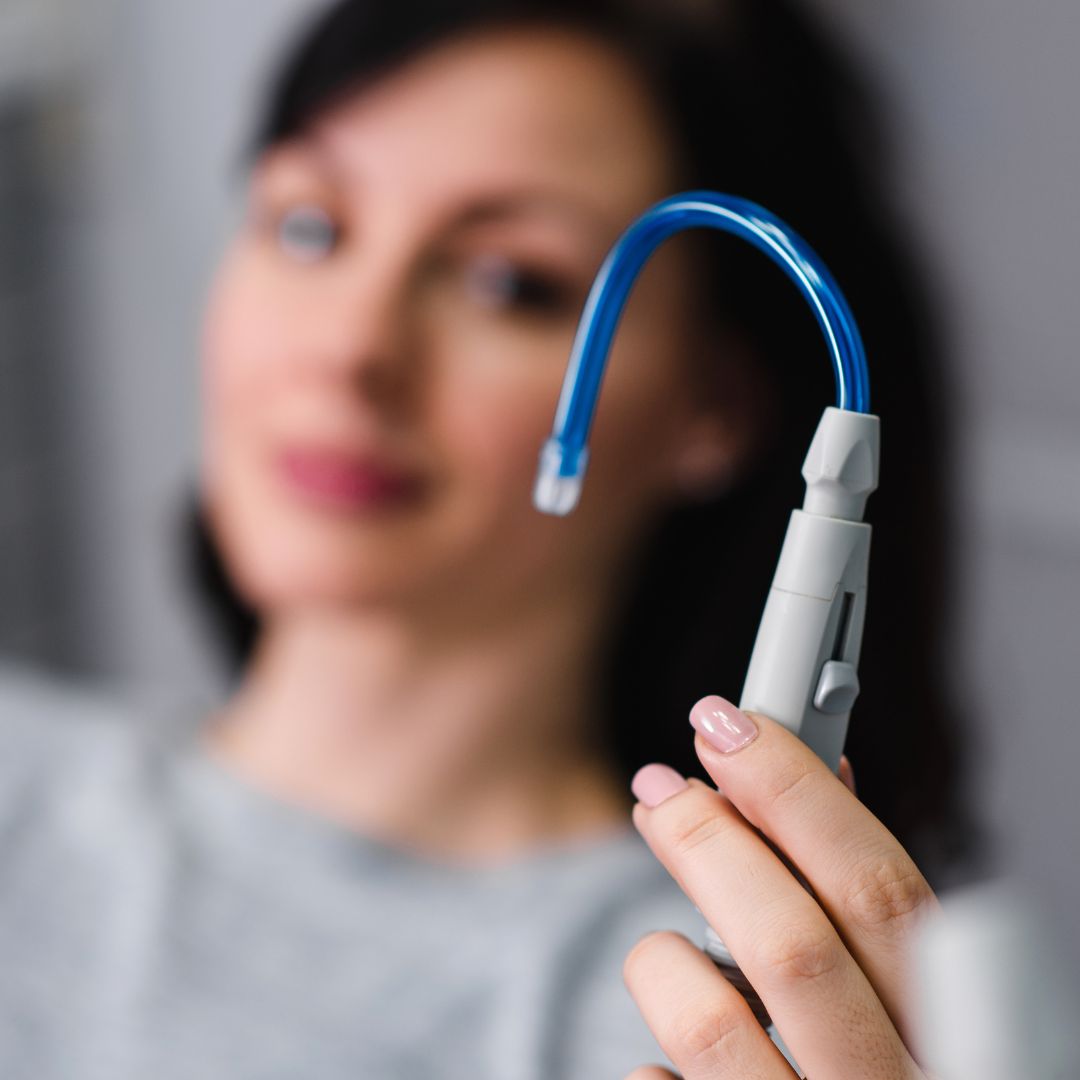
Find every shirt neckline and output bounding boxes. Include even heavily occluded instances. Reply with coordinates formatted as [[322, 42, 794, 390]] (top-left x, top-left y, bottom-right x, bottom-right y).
[[162, 720, 644, 885]]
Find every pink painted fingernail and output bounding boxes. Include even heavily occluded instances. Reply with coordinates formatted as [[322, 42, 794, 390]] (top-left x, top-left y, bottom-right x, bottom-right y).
[[631, 763, 688, 808], [689, 695, 758, 754]]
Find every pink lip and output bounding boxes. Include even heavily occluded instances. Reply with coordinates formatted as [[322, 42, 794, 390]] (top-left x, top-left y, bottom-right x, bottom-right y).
[[276, 446, 427, 513]]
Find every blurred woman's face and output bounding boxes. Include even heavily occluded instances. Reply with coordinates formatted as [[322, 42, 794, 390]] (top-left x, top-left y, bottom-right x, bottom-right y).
[[201, 27, 718, 620]]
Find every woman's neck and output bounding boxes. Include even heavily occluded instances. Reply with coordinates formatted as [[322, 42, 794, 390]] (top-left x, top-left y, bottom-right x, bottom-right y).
[[200, 589, 633, 865]]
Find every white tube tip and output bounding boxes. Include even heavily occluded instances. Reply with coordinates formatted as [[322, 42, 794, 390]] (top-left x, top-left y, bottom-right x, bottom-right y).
[[533, 470, 582, 515], [533, 440, 586, 515]]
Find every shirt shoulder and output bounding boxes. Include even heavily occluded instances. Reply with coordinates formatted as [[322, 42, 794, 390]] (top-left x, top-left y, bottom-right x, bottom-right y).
[[0, 663, 174, 845], [0, 659, 152, 751]]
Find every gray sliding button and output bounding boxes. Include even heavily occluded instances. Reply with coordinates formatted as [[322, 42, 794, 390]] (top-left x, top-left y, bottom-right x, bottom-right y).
[[813, 660, 860, 714]]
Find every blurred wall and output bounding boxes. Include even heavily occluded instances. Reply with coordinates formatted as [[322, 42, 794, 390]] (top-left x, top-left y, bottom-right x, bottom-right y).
[[0, 0, 325, 700], [1, 0, 1078, 950], [44, 0, 324, 702], [0, 0, 82, 664]]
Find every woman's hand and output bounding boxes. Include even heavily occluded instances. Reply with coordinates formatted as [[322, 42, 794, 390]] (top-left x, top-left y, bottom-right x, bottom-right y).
[[622, 695, 939, 1079]]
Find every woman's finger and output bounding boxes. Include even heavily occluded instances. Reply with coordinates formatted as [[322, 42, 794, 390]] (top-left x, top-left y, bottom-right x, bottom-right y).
[[686, 696, 938, 1044], [631, 770, 924, 1079], [622, 929, 796, 1080], [624, 1067, 679, 1080]]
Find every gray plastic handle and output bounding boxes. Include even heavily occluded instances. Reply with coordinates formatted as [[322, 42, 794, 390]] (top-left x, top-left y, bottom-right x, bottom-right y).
[[739, 406, 880, 772]]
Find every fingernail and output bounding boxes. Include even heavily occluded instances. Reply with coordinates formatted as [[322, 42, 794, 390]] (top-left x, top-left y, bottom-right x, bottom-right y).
[[689, 695, 758, 754], [631, 763, 688, 808]]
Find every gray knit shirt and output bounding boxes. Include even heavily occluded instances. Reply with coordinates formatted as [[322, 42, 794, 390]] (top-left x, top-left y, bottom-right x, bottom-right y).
[[0, 665, 704, 1080]]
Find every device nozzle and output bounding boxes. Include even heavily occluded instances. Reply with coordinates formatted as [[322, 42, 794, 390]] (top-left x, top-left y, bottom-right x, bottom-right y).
[[801, 406, 880, 521]]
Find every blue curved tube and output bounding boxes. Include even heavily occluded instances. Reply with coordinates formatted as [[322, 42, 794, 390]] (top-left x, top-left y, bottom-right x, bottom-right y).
[[533, 191, 871, 515]]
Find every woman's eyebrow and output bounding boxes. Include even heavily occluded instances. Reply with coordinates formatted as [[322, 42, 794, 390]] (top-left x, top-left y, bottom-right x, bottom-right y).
[[300, 130, 619, 244], [449, 193, 617, 244], [292, 132, 351, 184]]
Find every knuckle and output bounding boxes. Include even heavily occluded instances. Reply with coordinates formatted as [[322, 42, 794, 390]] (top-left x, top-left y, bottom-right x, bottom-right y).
[[668, 805, 730, 860], [760, 756, 817, 811], [845, 856, 934, 933], [755, 922, 842, 985], [670, 1000, 745, 1069]]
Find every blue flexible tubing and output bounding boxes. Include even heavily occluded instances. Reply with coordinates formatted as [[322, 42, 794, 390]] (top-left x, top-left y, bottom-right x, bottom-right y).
[[536, 191, 870, 504]]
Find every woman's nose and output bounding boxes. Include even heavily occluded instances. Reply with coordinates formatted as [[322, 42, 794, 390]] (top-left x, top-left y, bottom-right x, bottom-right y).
[[296, 259, 421, 411]]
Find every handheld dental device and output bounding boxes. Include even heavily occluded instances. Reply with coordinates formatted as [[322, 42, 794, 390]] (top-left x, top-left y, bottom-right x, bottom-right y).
[[532, 191, 880, 1071]]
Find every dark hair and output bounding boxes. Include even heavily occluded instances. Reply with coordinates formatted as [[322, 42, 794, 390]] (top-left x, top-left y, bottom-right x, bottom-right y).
[[188, 0, 979, 882]]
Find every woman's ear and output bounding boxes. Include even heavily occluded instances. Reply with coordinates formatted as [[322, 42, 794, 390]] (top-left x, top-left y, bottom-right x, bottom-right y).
[[670, 413, 741, 500], [667, 332, 775, 503]]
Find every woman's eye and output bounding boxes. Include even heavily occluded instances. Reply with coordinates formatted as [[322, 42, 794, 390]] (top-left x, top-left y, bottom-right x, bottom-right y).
[[275, 205, 342, 263], [463, 255, 575, 318]]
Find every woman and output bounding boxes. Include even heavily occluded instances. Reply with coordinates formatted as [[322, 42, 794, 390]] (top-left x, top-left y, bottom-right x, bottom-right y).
[[0, 0, 973, 1076]]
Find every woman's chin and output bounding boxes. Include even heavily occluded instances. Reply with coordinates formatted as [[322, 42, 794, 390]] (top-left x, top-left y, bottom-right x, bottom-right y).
[[232, 555, 434, 613], [211, 499, 555, 621]]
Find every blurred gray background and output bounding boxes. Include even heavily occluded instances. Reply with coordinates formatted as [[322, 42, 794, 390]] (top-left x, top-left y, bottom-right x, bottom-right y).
[[1, 0, 1078, 958]]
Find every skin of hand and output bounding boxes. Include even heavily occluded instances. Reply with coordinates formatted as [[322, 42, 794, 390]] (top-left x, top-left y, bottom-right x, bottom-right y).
[[623, 695, 939, 1079]]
